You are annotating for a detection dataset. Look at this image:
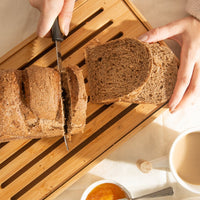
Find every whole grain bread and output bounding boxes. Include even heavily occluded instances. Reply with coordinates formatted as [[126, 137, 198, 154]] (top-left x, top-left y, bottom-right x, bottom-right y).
[[0, 65, 87, 143], [0, 66, 64, 142], [85, 38, 178, 104], [61, 65, 87, 135], [23, 66, 62, 121], [85, 38, 152, 103], [121, 43, 178, 104]]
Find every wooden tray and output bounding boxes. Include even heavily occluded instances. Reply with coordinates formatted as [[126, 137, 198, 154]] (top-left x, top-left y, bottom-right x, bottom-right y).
[[0, 0, 168, 199]]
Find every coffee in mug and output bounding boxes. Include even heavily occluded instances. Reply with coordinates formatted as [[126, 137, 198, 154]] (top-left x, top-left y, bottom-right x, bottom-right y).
[[171, 131, 200, 185], [169, 128, 200, 194]]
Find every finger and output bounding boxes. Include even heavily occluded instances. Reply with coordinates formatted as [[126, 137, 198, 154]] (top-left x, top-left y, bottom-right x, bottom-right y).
[[173, 62, 200, 112], [37, 0, 64, 37], [170, 35, 183, 46], [138, 20, 184, 43], [29, 0, 42, 9], [59, 0, 75, 36], [168, 42, 196, 112]]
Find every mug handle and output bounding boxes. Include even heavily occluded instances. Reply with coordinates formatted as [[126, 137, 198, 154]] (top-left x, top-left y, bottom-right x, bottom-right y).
[[137, 155, 169, 173], [151, 155, 169, 170]]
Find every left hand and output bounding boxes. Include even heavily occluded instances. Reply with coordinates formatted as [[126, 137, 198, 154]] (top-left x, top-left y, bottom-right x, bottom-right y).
[[139, 16, 200, 113]]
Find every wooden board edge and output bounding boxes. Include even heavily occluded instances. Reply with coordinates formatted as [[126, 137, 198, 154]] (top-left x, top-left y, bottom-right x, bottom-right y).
[[0, 33, 37, 64], [44, 104, 168, 200], [122, 0, 152, 31]]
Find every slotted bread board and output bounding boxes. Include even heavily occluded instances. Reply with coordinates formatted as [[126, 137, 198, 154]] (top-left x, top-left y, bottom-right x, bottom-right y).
[[0, 0, 168, 199]]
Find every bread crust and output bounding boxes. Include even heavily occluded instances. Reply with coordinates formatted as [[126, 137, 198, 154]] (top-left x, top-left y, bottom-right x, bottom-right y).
[[62, 65, 87, 135]]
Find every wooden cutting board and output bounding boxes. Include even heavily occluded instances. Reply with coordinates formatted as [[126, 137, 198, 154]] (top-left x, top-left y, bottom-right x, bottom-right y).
[[0, 0, 168, 199]]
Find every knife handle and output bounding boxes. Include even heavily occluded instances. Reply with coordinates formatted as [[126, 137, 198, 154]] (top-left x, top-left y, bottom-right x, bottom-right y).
[[51, 17, 64, 42]]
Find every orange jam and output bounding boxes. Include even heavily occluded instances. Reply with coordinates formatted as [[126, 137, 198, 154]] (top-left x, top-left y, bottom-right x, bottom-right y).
[[86, 183, 128, 200]]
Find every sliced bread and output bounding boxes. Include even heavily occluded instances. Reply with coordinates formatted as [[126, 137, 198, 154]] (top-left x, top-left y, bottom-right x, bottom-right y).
[[85, 38, 178, 104], [61, 65, 87, 135], [85, 38, 152, 103], [121, 43, 178, 104], [22, 66, 65, 138]]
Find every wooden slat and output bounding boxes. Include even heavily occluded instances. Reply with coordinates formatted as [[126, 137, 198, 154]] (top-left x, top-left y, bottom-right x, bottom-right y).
[[0, 0, 171, 199], [0, 140, 29, 164], [0, 138, 57, 184]]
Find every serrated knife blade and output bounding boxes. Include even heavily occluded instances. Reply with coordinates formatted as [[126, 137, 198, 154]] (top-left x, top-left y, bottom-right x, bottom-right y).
[[55, 40, 63, 72], [52, 17, 69, 151]]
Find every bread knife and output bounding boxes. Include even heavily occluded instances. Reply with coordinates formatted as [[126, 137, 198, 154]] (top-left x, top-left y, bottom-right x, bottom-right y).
[[52, 17, 64, 72], [52, 17, 69, 151]]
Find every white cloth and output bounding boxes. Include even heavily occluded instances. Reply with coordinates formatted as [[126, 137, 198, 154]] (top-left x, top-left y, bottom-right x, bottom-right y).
[[0, 0, 39, 57], [186, 0, 200, 20]]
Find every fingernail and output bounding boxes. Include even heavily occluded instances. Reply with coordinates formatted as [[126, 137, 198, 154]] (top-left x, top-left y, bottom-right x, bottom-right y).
[[169, 105, 176, 113], [37, 28, 45, 38], [138, 34, 148, 42], [169, 108, 176, 114], [64, 24, 69, 36]]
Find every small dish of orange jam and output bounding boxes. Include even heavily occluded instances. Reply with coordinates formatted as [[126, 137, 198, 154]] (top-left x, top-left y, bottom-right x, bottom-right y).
[[81, 180, 131, 200]]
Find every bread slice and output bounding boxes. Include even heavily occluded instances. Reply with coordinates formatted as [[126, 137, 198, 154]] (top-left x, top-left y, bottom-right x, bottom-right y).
[[85, 38, 152, 103], [85, 38, 178, 104], [23, 66, 63, 121], [121, 43, 178, 104], [0, 65, 87, 142], [22, 66, 65, 137], [61, 65, 87, 135]]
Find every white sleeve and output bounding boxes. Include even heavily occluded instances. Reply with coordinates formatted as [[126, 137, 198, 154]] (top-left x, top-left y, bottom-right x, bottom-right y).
[[186, 0, 200, 20]]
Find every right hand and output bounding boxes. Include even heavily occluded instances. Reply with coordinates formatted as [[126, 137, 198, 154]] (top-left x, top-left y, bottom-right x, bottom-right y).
[[29, 0, 75, 37], [138, 16, 200, 113]]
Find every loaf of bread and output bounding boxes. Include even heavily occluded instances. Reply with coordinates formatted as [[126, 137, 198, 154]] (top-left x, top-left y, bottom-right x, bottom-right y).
[[85, 38, 178, 104], [0, 65, 87, 142]]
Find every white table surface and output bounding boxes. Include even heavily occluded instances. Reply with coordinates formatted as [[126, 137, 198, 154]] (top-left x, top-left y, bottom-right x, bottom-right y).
[[1, 0, 200, 199]]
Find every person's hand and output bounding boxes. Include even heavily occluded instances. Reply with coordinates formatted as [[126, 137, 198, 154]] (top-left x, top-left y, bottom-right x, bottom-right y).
[[138, 16, 200, 113], [29, 0, 75, 37]]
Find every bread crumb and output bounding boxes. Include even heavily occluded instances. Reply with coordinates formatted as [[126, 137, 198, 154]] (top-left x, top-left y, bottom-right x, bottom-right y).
[[136, 159, 152, 173], [67, 134, 72, 142]]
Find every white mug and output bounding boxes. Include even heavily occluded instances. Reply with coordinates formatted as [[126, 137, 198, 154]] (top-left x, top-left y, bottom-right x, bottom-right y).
[[169, 127, 200, 194], [149, 127, 200, 194]]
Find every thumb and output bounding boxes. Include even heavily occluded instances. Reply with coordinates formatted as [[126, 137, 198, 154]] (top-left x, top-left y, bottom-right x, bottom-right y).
[[37, 0, 64, 37], [138, 20, 184, 43]]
